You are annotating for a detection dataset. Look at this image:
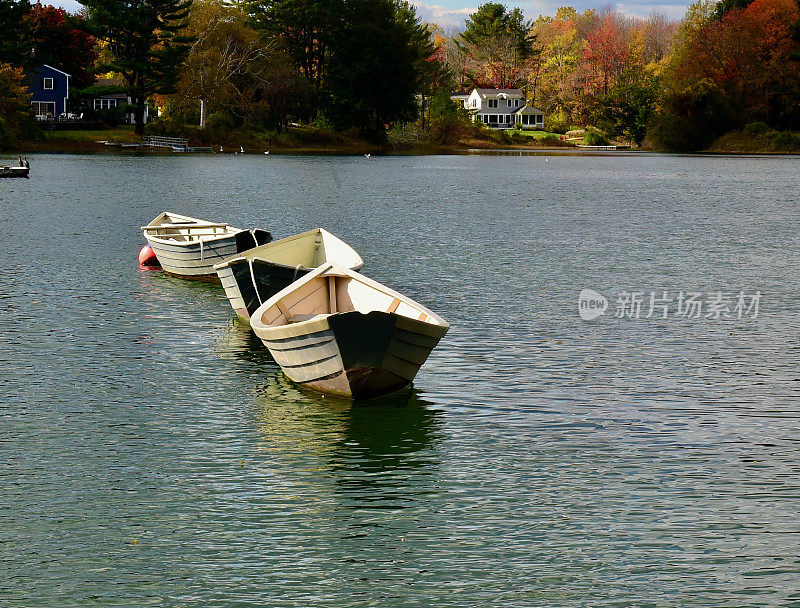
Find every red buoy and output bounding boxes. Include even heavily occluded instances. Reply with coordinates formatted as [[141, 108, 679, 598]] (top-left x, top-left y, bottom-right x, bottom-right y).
[[138, 244, 161, 268]]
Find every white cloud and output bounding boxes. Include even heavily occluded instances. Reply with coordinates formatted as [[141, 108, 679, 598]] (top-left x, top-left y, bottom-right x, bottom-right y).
[[519, 0, 688, 19], [614, 2, 687, 18], [410, 1, 477, 28], [52, 0, 82, 12]]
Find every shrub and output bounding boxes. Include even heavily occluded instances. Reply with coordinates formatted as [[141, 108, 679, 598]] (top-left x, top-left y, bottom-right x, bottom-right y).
[[313, 115, 334, 130], [647, 79, 734, 152], [98, 105, 128, 127], [544, 109, 570, 134], [744, 121, 773, 136], [388, 122, 424, 149], [426, 90, 473, 145], [490, 129, 513, 145], [539, 135, 564, 146], [583, 126, 609, 145], [772, 131, 800, 150]]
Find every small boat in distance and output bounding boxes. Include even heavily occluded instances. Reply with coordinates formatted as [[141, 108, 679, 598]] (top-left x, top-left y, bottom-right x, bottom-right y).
[[0, 165, 29, 178], [214, 228, 364, 323], [250, 262, 449, 400], [142, 211, 272, 279]]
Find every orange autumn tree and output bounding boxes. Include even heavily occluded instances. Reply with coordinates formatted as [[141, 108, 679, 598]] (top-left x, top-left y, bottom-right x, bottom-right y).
[[0, 63, 40, 148], [581, 14, 630, 95], [673, 0, 800, 126]]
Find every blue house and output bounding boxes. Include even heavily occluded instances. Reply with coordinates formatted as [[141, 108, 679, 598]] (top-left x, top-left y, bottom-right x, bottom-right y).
[[27, 64, 71, 119]]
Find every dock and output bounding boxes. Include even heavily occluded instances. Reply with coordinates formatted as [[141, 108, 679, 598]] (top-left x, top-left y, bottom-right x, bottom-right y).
[[577, 144, 631, 151]]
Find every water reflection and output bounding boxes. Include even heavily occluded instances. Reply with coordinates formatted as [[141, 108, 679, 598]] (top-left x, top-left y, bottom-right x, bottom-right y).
[[135, 267, 226, 314], [215, 316, 273, 364], [251, 377, 443, 509]]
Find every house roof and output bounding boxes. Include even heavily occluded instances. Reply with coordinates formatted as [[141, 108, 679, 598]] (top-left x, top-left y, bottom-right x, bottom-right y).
[[41, 64, 71, 78], [92, 77, 128, 98], [515, 104, 544, 114], [475, 88, 525, 99]]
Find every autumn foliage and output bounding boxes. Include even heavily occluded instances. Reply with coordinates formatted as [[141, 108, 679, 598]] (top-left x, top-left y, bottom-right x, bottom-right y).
[[434, 0, 799, 149], [653, 0, 800, 149], [25, 5, 97, 88], [581, 15, 629, 95], [0, 63, 40, 147]]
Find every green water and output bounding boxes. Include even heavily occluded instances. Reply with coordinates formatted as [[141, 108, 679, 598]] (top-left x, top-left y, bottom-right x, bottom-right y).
[[2, 152, 800, 606]]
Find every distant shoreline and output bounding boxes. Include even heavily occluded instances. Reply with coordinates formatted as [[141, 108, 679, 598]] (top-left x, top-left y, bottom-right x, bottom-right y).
[[5, 128, 799, 157]]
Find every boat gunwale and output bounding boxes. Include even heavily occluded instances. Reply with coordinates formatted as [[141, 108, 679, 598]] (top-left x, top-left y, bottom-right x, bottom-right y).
[[141, 211, 244, 245], [250, 262, 450, 341], [213, 228, 364, 272], [144, 230, 243, 246]]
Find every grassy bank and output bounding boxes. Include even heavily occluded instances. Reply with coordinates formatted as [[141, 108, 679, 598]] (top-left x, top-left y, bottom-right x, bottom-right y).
[[706, 128, 800, 154], [12, 122, 800, 156], [19, 124, 386, 155], [22, 126, 141, 152], [15, 124, 579, 155]]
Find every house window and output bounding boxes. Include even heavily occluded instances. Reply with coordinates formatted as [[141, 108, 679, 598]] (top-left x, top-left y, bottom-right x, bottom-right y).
[[31, 101, 55, 117], [42, 77, 54, 90], [94, 98, 119, 110], [487, 99, 498, 108], [536, 115, 543, 124]]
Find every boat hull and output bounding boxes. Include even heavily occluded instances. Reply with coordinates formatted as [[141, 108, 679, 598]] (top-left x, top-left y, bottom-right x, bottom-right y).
[[0, 167, 29, 178], [218, 259, 312, 322], [145, 229, 271, 279], [256, 311, 447, 400]]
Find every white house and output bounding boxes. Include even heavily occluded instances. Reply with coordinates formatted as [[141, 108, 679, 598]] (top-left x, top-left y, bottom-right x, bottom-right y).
[[451, 88, 544, 129]]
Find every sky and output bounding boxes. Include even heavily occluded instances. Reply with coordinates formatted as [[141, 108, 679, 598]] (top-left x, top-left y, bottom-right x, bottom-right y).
[[410, 0, 691, 27], [53, 0, 691, 28]]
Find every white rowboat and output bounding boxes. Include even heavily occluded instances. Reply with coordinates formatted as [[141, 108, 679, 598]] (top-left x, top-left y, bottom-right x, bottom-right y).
[[250, 262, 449, 400], [214, 228, 364, 323], [141, 211, 272, 279]]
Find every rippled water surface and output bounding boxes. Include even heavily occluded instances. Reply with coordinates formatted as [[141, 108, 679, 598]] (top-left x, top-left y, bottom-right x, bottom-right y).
[[2, 152, 800, 607]]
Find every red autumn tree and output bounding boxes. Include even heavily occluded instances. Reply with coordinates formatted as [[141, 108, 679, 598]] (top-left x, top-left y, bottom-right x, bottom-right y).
[[25, 5, 97, 88], [582, 14, 629, 95], [676, 0, 800, 125]]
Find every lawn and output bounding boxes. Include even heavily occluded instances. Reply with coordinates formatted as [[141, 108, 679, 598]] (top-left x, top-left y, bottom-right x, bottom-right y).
[[45, 125, 139, 143], [509, 129, 562, 139]]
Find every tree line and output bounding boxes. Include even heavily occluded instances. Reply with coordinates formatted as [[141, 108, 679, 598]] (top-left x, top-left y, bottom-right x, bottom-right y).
[[0, 0, 799, 150], [437, 0, 800, 149]]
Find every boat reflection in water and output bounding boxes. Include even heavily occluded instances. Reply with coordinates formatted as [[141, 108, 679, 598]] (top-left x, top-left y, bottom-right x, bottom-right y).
[[251, 377, 443, 508], [214, 316, 275, 365]]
